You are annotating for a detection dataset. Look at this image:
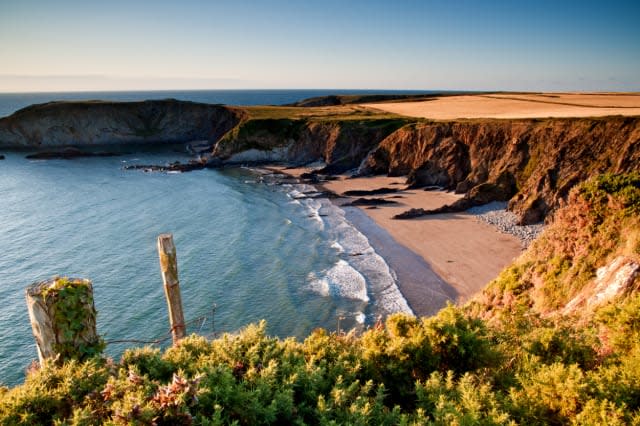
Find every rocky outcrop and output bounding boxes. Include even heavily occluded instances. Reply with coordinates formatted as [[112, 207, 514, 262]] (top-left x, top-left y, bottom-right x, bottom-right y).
[[360, 117, 640, 224], [0, 100, 244, 147], [212, 118, 407, 173], [563, 256, 640, 314], [286, 93, 445, 107], [25, 148, 121, 159], [4, 99, 639, 226]]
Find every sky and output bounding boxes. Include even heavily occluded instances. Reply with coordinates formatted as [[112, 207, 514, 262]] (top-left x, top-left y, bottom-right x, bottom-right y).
[[0, 0, 639, 92]]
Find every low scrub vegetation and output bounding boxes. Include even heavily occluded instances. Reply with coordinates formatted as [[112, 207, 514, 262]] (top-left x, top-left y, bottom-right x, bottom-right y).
[[1, 174, 639, 425], [2, 304, 639, 425]]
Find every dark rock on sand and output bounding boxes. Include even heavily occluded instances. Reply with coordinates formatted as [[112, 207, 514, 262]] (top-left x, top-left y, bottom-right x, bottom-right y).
[[393, 208, 428, 220], [394, 171, 519, 219], [348, 197, 398, 206], [342, 187, 399, 196]]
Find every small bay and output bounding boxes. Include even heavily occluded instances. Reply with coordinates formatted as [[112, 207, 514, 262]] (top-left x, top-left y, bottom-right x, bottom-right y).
[[0, 152, 369, 385], [0, 90, 421, 385]]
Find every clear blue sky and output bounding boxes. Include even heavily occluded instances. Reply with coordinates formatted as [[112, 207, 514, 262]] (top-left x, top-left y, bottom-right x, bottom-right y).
[[0, 0, 638, 92]]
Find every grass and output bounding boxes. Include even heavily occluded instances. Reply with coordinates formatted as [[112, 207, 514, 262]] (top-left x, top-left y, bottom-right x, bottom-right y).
[[242, 104, 412, 121], [483, 173, 640, 315]]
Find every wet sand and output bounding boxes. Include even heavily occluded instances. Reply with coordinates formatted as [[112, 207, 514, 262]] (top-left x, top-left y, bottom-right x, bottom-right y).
[[275, 168, 523, 315], [343, 206, 457, 316]]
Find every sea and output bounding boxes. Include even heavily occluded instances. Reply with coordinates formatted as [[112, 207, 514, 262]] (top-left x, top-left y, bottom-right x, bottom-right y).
[[0, 89, 431, 386]]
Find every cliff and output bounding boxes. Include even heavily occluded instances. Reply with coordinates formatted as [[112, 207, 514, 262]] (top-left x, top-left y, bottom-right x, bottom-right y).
[[3, 99, 639, 226], [212, 114, 640, 224], [359, 117, 640, 224], [212, 117, 409, 173], [2, 174, 639, 424], [471, 173, 640, 319], [0, 100, 244, 147]]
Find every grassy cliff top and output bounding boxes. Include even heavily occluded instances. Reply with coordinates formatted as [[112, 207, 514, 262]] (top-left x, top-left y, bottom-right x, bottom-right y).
[[241, 104, 411, 121]]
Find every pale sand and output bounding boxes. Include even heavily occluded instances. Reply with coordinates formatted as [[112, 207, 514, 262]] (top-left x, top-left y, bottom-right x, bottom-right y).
[[363, 93, 640, 119], [275, 168, 523, 306]]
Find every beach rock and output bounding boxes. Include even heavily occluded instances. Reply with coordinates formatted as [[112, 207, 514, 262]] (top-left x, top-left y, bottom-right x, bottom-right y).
[[347, 197, 398, 206], [123, 160, 206, 173], [26, 148, 121, 160], [343, 187, 399, 196], [361, 116, 640, 224], [393, 208, 427, 219]]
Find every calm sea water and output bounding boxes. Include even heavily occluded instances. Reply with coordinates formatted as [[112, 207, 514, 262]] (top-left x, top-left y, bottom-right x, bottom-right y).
[[0, 89, 440, 119], [0, 90, 416, 385]]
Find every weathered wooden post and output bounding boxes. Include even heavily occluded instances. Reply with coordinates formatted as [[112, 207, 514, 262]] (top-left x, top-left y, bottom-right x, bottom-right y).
[[25, 277, 102, 365], [157, 233, 186, 344]]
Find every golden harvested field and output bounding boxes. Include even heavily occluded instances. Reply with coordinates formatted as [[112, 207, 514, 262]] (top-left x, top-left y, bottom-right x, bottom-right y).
[[363, 93, 640, 119]]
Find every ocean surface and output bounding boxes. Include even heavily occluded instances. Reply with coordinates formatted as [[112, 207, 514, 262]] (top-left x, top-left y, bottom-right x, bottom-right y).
[[0, 88, 442, 119], [0, 90, 420, 386]]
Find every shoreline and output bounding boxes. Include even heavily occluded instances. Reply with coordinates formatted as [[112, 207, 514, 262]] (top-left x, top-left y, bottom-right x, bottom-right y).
[[342, 205, 457, 316], [270, 166, 524, 316], [270, 166, 525, 316]]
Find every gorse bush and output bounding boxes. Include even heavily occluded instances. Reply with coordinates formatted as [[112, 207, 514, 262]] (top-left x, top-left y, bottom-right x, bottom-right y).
[[2, 307, 640, 425], [482, 173, 640, 315], [2, 174, 639, 425]]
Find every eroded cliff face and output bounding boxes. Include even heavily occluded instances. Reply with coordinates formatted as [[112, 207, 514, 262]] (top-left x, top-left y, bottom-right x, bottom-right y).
[[475, 173, 640, 320], [3, 99, 638, 226], [212, 118, 407, 173], [359, 117, 640, 224], [0, 100, 244, 147]]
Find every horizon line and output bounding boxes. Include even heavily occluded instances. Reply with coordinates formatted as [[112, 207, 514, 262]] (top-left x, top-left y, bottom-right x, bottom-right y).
[[1, 88, 639, 95]]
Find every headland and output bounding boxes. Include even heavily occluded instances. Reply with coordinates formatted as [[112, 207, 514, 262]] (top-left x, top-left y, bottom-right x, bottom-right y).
[[2, 92, 639, 316]]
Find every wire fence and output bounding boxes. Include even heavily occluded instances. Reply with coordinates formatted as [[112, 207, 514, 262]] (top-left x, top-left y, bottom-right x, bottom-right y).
[[103, 307, 374, 349], [104, 304, 218, 347]]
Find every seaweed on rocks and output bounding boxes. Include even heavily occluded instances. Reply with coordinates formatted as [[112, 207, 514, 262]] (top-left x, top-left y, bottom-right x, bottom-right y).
[[123, 160, 206, 173]]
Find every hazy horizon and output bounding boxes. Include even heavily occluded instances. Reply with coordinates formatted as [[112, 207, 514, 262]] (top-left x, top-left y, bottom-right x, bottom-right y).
[[1, 1, 639, 93]]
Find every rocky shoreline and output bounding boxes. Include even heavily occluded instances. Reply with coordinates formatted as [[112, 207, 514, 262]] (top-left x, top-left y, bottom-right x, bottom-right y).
[[467, 201, 545, 248]]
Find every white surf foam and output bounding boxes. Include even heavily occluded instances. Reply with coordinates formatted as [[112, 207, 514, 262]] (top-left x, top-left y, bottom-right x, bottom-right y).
[[307, 260, 368, 302], [330, 241, 344, 253], [249, 170, 414, 321], [296, 187, 413, 319]]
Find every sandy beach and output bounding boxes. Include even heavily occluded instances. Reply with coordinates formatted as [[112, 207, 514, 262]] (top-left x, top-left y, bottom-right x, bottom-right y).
[[276, 168, 523, 313], [321, 175, 523, 301], [363, 92, 640, 119]]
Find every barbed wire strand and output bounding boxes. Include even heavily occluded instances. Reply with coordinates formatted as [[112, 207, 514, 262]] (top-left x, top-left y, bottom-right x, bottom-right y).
[[104, 305, 217, 346], [104, 306, 367, 346]]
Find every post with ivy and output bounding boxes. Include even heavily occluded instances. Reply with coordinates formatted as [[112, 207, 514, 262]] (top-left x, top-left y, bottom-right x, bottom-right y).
[[25, 277, 103, 365], [157, 233, 186, 345]]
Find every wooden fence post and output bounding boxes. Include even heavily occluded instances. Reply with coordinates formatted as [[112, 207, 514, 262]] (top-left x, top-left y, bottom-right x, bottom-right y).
[[25, 277, 101, 365], [157, 233, 186, 344]]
